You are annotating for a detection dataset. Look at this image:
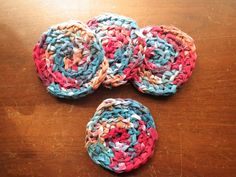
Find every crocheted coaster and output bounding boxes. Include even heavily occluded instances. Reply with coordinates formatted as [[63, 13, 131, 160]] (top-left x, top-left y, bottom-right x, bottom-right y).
[[132, 25, 197, 96], [33, 21, 108, 98], [87, 13, 145, 88], [85, 98, 158, 173]]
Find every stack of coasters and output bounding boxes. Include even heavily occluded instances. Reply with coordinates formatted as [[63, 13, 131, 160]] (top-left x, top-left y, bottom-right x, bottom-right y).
[[33, 21, 108, 98], [85, 98, 158, 173], [33, 14, 197, 98], [87, 13, 145, 88]]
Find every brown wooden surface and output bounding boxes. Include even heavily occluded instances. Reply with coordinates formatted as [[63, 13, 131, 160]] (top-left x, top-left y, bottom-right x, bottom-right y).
[[0, 0, 236, 177]]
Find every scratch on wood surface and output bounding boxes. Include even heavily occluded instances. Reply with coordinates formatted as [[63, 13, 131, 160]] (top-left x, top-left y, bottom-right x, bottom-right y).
[[150, 164, 157, 177], [5, 107, 20, 118], [86, 172, 92, 177], [53, 107, 62, 116], [68, 105, 74, 113], [6, 151, 17, 158], [218, 152, 233, 162], [207, 15, 221, 25]]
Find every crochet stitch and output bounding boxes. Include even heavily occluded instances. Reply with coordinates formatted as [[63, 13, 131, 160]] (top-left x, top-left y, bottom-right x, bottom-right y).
[[87, 13, 145, 88], [131, 25, 197, 96], [33, 21, 108, 98], [85, 98, 158, 173]]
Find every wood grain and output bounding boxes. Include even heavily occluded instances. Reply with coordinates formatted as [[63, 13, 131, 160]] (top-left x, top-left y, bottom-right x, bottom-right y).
[[0, 0, 236, 177]]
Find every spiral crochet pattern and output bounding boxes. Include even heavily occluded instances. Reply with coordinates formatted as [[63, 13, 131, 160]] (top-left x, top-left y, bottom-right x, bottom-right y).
[[33, 21, 108, 98], [87, 13, 145, 88], [132, 25, 197, 96], [85, 98, 158, 173]]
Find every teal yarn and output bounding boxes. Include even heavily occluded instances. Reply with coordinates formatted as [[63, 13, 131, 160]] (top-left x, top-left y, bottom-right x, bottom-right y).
[[85, 98, 158, 173]]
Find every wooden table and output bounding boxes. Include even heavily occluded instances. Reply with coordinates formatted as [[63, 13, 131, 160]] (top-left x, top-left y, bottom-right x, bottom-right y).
[[0, 0, 235, 177]]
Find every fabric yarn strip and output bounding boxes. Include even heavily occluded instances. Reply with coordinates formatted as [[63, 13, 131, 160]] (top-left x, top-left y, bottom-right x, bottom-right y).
[[87, 13, 145, 88], [85, 98, 158, 173], [131, 25, 197, 96], [33, 21, 108, 98]]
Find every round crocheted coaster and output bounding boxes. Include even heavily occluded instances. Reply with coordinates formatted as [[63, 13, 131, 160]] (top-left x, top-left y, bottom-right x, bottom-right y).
[[131, 25, 197, 96], [87, 13, 145, 88], [85, 98, 158, 173], [33, 21, 108, 98]]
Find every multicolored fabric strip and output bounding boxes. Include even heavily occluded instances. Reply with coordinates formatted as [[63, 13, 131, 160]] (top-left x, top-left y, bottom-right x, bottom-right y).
[[85, 98, 158, 173], [33, 21, 108, 98], [131, 25, 197, 96], [87, 13, 145, 88]]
